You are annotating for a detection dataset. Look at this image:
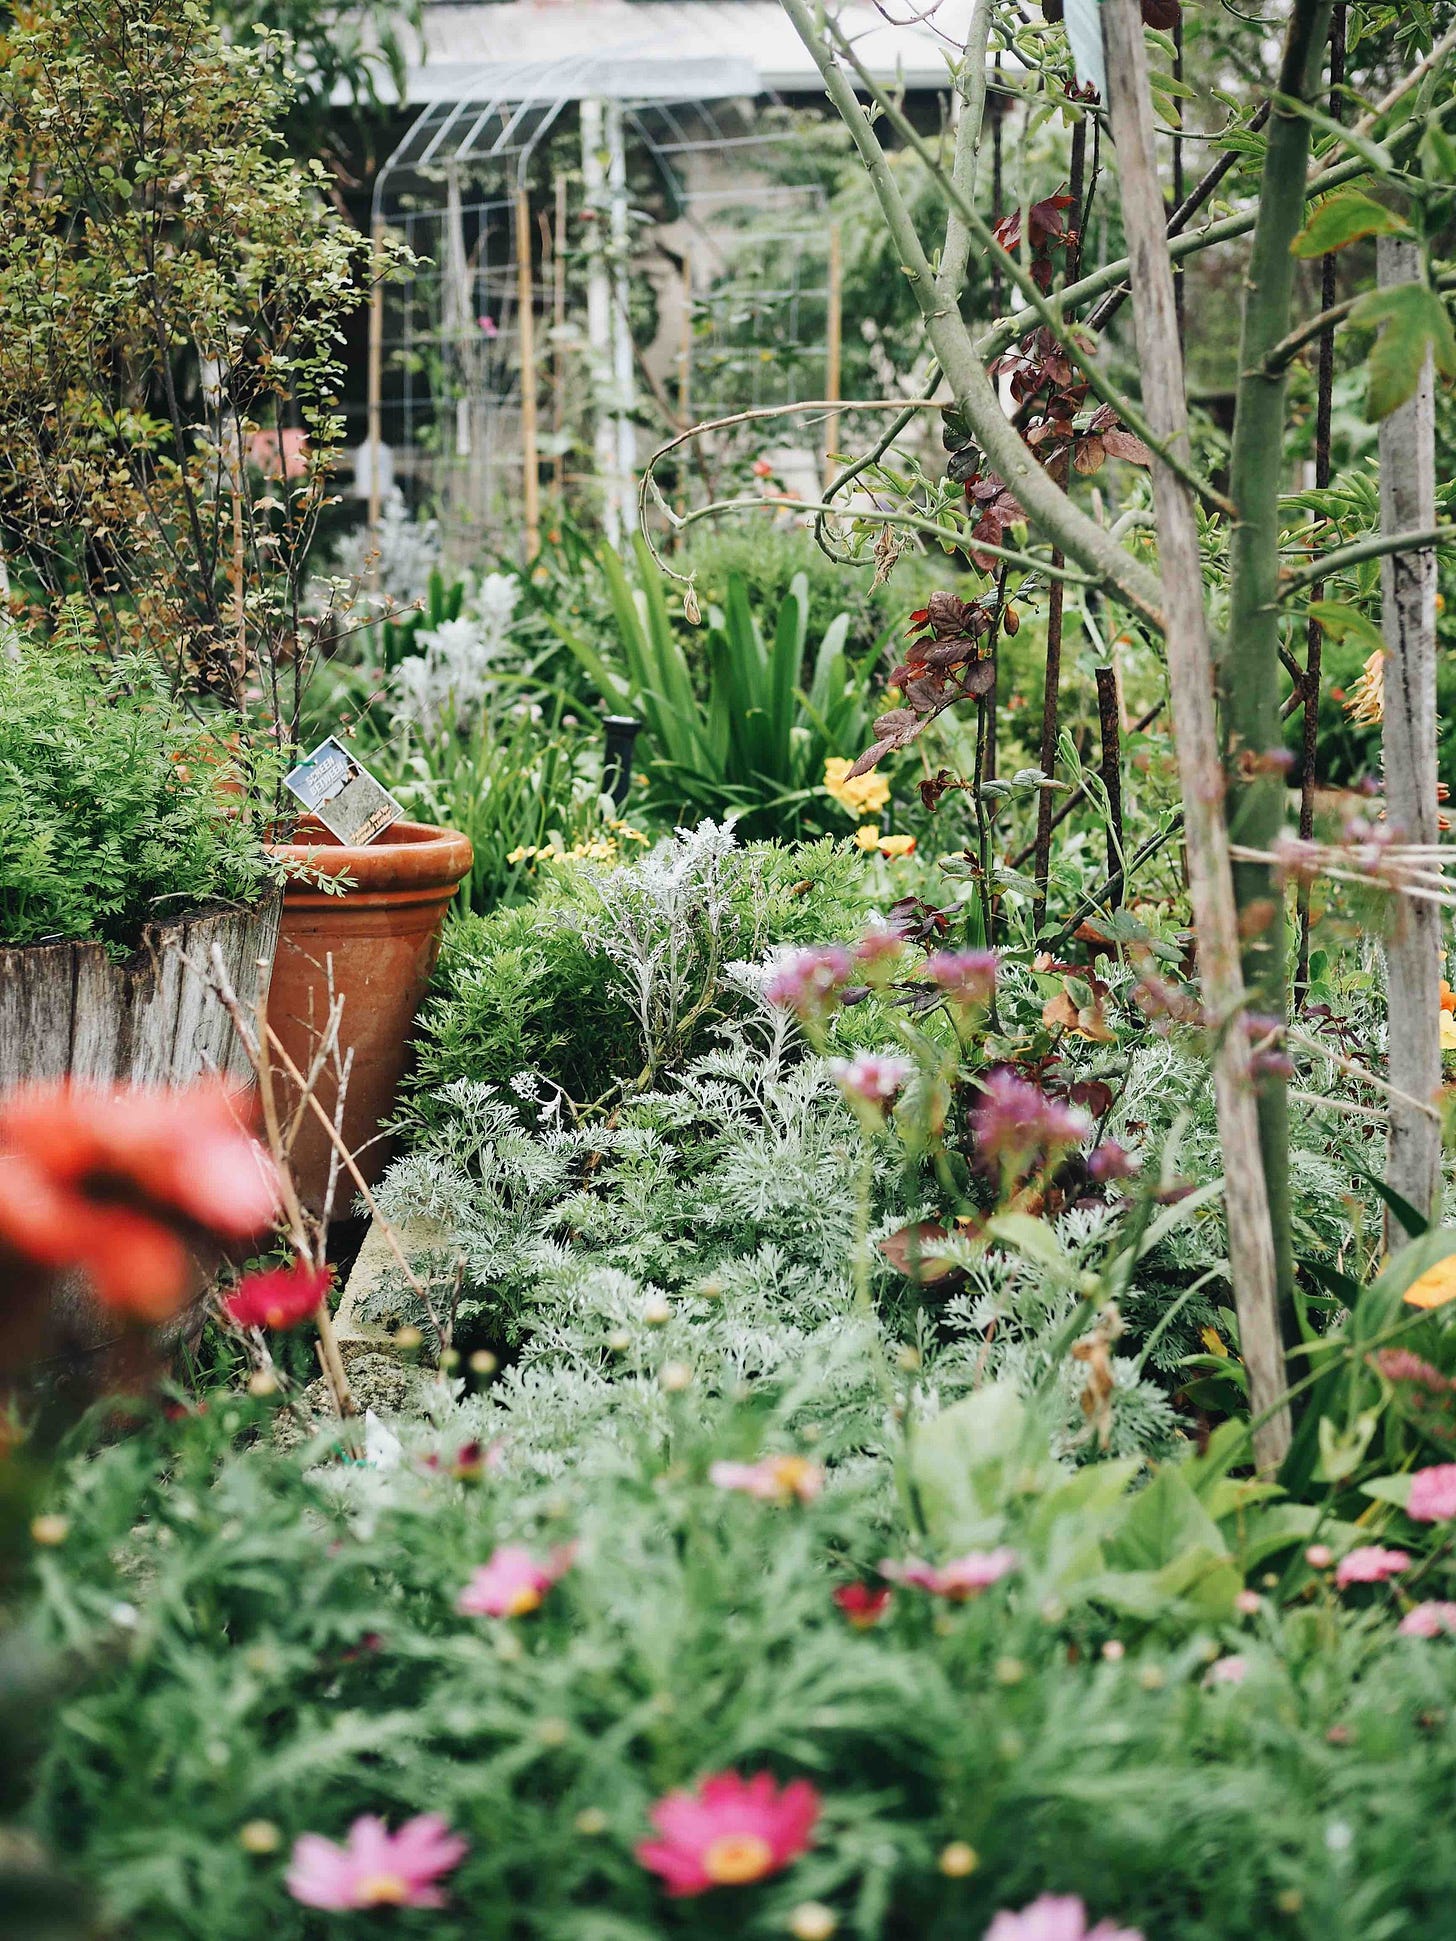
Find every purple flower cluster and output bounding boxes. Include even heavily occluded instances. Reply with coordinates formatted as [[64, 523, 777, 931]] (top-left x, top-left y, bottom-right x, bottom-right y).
[[924, 948, 999, 1007], [763, 945, 855, 1018], [831, 1052, 914, 1108], [972, 1069, 1091, 1169]]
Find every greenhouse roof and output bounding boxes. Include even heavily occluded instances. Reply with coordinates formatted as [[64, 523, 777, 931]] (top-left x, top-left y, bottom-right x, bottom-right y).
[[395, 0, 980, 105]]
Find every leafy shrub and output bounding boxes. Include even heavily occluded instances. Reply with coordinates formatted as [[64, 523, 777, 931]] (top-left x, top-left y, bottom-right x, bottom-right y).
[[401, 823, 875, 1123], [0, 640, 266, 953]]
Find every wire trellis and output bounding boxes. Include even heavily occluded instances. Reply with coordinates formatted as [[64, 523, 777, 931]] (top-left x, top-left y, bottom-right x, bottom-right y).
[[366, 62, 844, 560]]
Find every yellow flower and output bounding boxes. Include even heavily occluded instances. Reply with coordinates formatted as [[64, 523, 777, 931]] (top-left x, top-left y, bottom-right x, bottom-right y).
[[1441, 1010, 1456, 1053], [824, 757, 890, 817], [506, 845, 532, 865], [877, 833, 916, 859], [854, 824, 882, 851]]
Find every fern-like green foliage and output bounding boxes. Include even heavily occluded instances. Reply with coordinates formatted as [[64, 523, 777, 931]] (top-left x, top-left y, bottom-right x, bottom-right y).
[[0, 637, 266, 954]]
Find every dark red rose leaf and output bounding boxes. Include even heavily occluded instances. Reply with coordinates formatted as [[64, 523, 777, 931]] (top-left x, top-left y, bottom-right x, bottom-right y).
[[1101, 427, 1155, 466], [846, 708, 922, 778], [962, 658, 997, 701], [886, 895, 953, 943], [925, 590, 977, 637], [1073, 435, 1107, 476], [1069, 1079, 1116, 1120]]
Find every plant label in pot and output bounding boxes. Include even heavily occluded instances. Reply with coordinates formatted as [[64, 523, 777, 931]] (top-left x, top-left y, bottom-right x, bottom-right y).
[[285, 738, 404, 848]]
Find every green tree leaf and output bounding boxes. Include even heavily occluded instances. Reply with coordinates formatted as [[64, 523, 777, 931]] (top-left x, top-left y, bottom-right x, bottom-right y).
[[1305, 599, 1386, 653], [1350, 281, 1456, 422], [1290, 190, 1410, 258]]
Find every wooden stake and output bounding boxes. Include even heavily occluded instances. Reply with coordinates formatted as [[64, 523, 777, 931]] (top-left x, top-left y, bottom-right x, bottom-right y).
[[1103, 0, 1290, 1469], [1378, 234, 1441, 1246], [515, 184, 541, 563], [1033, 559, 1065, 933], [1095, 664, 1125, 906], [824, 223, 842, 489]]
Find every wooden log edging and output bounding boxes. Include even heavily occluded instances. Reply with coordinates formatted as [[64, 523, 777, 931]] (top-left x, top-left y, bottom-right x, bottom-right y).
[[0, 893, 281, 1093]]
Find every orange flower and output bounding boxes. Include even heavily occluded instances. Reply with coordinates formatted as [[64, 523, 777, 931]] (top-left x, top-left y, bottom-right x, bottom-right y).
[[0, 1083, 278, 1320]]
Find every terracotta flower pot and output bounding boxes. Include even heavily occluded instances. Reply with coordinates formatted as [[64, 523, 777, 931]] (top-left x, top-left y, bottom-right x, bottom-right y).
[[266, 817, 473, 1217]]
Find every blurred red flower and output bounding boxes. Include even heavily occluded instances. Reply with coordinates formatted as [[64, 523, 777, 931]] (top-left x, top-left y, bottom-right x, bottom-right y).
[[0, 1083, 278, 1320], [223, 1258, 331, 1330]]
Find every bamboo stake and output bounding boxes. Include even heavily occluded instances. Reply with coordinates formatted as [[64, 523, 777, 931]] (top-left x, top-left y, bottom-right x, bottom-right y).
[[1295, 7, 1345, 1001], [515, 184, 541, 563], [552, 172, 567, 501], [824, 223, 842, 490], [1103, 0, 1290, 1468], [366, 217, 385, 560], [678, 252, 693, 429], [1221, 0, 1333, 1317], [1378, 233, 1442, 1246]]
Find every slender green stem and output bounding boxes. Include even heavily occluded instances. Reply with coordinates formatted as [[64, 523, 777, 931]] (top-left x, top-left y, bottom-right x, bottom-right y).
[[1221, 0, 1334, 1333], [1278, 524, 1456, 601], [666, 495, 1100, 584]]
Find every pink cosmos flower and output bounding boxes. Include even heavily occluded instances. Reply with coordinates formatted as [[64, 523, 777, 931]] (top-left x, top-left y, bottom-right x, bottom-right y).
[[1408, 1463, 1456, 1522], [763, 946, 855, 1018], [477, 315, 498, 337], [984, 1893, 1143, 1941], [456, 1543, 575, 1618], [285, 1813, 467, 1910], [223, 1259, 331, 1331], [1335, 1545, 1410, 1589], [636, 1770, 819, 1896], [709, 1455, 824, 1504], [834, 1582, 892, 1627], [880, 1548, 1018, 1600], [831, 1053, 913, 1109], [972, 1070, 1091, 1171], [924, 949, 999, 1006], [1204, 1654, 1247, 1687], [1399, 1601, 1456, 1638]]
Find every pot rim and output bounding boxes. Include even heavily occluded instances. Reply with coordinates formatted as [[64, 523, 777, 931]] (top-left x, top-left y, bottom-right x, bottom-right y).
[[267, 816, 474, 893]]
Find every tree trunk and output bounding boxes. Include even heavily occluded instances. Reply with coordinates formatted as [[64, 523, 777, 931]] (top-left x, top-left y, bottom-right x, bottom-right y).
[[1103, 0, 1291, 1469], [1377, 236, 1442, 1247]]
